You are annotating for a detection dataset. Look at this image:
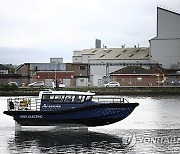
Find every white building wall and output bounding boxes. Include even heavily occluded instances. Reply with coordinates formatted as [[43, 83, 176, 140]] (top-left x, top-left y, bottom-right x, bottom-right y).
[[63, 79, 70, 87], [157, 8, 180, 39], [76, 78, 88, 87], [50, 58, 63, 64], [150, 7, 180, 69], [89, 59, 149, 64], [72, 56, 82, 63], [81, 54, 93, 63], [150, 39, 180, 69], [89, 74, 104, 87], [0, 70, 8, 74]]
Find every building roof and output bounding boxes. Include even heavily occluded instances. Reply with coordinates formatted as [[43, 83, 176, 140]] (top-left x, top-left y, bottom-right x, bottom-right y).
[[110, 66, 153, 75], [0, 64, 8, 70], [74, 47, 149, 60]]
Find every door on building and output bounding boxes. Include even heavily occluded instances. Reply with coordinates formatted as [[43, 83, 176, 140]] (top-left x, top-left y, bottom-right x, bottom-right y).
[[98, 79, 102, 87]]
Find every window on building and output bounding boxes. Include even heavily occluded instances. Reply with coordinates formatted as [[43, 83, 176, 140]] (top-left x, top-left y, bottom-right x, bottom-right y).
[[116, 54, 121, 58], [117, 78, 123, 81], [136, 49, 140, 52], [100, 54, 105, 58], [107, 50, 112, 53], [79, 65, 86, 70], [92, 50, 97, 53], [137, 77, 142, 82], [0, 70, 8, 74], [80, 79, 84, 82], [129, 54, 135, 57]]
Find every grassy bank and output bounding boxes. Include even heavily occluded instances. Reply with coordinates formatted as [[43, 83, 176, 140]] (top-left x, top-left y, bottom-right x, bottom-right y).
[[65, 86, 180, 96], [0, 86, 180, 96]]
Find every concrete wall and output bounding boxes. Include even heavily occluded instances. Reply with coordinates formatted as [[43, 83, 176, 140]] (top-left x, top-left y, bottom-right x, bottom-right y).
[[150, 39, 180, 69], [76, 78, 88, 87], [111, 75, 158, 86], [72, 56, 82, 63], [157, 7, 180, 39]]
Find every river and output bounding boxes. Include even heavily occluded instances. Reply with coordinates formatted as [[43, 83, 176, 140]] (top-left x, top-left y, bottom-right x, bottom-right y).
[[0, 95, 180, 153]]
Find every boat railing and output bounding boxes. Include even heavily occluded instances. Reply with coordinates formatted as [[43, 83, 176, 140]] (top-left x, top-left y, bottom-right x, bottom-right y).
[[7, 98, 41, 111], [93, 96, 129, 104], [7, 96, 129, 111]]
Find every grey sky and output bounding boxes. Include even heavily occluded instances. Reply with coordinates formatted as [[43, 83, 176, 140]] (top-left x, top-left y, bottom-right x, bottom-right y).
[[0, 0, 180, 64]]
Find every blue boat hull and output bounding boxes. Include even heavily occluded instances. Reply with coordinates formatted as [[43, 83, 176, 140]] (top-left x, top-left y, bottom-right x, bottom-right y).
[[4, 103, 139, 127]]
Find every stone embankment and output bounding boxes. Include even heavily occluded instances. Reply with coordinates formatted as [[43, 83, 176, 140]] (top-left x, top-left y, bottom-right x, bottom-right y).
[[0, 86, 180, 96]]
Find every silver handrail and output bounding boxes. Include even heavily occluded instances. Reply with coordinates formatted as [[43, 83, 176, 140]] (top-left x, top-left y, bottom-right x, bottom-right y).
[[94, 97, 129, 104], [7, 98, 41, 111]]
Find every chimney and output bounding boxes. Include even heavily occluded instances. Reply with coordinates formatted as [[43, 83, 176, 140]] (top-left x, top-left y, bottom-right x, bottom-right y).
[[95, 39, 101, 48]]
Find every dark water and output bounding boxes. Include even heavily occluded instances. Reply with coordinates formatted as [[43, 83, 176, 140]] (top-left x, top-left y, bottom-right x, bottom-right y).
[[1, 96, 180, 153]]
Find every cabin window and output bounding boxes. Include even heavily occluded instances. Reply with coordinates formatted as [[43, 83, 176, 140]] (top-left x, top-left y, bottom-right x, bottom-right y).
[[86, 96, 92, 101], [73, 95, 81, 102], [42, 94, 93, 104], [54, 95, 62, 100], [50, 95, 55, 100], [81, 95, 86, 102], [42, 94, 50, 100]]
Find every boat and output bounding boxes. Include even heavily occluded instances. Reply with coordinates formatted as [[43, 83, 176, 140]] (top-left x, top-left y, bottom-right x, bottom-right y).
[[3, 90, 139, 127]]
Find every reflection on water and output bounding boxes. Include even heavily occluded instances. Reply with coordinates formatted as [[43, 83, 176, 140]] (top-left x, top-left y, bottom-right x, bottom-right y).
[[7, 128, 180, 154], [8, 128, 127, 154]]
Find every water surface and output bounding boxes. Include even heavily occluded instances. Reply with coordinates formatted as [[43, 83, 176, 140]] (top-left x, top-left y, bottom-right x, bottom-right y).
[[0, 96, 180, 153]]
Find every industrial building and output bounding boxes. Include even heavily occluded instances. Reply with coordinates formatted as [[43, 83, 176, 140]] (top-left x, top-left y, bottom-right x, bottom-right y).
[[15, 58, 89, 87], [73, 6, 180, 87], [73, 47, 158, 86], [150, 7, 180, 70]]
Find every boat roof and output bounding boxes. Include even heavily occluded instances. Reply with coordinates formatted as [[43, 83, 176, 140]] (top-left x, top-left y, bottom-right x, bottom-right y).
[[39, 90, 95, 98]]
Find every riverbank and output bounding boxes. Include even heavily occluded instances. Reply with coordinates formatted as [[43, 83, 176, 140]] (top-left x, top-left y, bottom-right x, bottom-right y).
[[0, 86, 180, 96]]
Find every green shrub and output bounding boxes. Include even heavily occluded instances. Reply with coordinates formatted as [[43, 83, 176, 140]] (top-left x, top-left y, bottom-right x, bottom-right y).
[[0, 84, 18, 91]]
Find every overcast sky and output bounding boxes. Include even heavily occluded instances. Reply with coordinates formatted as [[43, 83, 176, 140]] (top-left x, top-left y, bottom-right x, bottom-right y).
[[0, 0, 180, 64]]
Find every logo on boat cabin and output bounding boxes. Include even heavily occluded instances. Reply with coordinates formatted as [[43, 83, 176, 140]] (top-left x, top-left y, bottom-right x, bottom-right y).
[[42, 104, 61, 109]]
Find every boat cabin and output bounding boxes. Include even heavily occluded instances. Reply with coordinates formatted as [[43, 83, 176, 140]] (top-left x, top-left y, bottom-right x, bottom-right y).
[[39, 91, 96, 111], [39, 91, 94, 102], [7, 91, 96, 111]]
